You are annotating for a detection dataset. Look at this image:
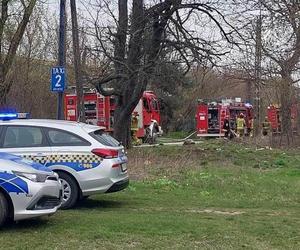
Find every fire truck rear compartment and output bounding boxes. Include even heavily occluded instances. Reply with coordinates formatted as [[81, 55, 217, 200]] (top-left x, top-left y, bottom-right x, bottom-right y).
[[208, 108, 219, 134]]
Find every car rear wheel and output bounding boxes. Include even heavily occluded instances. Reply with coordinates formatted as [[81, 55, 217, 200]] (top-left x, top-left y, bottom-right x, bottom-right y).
[[57, 172, 79, 209], [0, 192, 8, 227], [79, 195, 89, 201]]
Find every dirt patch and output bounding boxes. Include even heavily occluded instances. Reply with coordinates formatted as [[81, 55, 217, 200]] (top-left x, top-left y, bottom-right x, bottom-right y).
[[128, 207, 245, 216], [187, 209, 245, 216]]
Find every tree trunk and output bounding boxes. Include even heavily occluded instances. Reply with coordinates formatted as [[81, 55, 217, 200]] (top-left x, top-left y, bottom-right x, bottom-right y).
[[0, 69, 10, 106], [280, 76, 292, 145], [70, 0, 85, 122], [114, 0, 128, 77], [113, 106, 132, 148], [112, 0, 145, 147], [98, 0, 172, 147], [254, 15, 262, 137], [0, 84, 8, 106], [113, 82, 145, 147]]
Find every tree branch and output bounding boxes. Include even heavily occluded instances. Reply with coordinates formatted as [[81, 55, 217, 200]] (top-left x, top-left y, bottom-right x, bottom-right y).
[[3, 0, 37, 77]]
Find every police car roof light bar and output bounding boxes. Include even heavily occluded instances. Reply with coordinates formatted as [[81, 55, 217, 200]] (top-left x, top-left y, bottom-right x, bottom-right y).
[[0, 113, 18, 120], [0, 112, 30, 121]]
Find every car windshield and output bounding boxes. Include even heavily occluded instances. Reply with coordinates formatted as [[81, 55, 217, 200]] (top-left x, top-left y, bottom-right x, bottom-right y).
[[89, 130, 120, 147]]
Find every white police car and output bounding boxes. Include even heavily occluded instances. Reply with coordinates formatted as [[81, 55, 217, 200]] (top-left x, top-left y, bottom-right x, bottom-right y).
[[0, 114, 129, 209], [0, 152, 62, 226]]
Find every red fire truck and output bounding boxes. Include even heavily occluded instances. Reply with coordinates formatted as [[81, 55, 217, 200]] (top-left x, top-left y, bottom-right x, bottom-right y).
[[267, 104, 297, 134], [132, 91, 161, 138], [196, 99, 253, 137], [64, 89, 162, 139]]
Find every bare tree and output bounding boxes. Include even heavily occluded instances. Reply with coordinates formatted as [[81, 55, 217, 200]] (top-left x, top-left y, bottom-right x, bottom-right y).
[[258, 1, 300, 144], [83, 0, 235, 147], [7, 3, 58, 118], [226, 0, 300, 144], [0, 0, 37, 105]]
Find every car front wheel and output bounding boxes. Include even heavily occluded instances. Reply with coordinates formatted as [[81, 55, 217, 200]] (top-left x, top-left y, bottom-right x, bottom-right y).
[[57, 172, 79, 209], [0, 192, 8, 227]]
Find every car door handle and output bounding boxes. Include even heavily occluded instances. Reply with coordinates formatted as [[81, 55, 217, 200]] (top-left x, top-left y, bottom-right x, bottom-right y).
[[33, 154, 47, 160], [35, 156, 46, 160]]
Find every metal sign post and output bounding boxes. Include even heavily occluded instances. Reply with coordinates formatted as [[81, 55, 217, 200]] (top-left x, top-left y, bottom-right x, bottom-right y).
[[56, 0, 66, 120]]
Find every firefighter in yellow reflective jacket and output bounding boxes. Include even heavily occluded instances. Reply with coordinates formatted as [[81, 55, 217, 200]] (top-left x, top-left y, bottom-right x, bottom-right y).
[[236, 113, 246, 137], [131, 112, 141, 145]]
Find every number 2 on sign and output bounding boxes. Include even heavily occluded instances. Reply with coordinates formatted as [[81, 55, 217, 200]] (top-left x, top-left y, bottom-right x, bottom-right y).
[[55, 75, 62, 87]]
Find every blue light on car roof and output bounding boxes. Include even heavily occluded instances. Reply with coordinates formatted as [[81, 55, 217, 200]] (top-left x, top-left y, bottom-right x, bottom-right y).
[[0, 113, 18, 120]]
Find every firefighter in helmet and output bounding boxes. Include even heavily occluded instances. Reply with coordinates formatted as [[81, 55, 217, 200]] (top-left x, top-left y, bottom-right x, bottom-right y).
[[223, 115, 231, 138], [131, 112, 141, 145], [236, 113, 246, 137], [262, 116, 270, 136]]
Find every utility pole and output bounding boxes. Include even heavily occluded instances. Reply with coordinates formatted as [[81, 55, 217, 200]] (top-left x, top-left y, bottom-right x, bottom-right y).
[[70, 0, 85, 122], [254, 12, 262, 136], [246, 78, 253, 104], [57, 0, 66, 120]]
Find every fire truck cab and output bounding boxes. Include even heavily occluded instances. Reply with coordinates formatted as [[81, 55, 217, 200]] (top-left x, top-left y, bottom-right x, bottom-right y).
[[133, 91, 161, 138], [64, 89, 162, 139], [196, 99, 253, 137]]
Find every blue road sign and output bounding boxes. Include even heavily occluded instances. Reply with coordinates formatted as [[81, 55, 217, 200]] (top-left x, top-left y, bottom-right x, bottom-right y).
[[51, 66, 66, 92]]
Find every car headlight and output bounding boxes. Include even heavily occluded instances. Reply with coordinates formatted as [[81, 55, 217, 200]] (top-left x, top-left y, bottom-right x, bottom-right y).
[[13, 171, 48, 182]]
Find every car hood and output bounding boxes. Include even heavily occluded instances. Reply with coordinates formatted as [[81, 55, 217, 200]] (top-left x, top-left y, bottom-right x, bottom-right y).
[[0, 152, 52, 174]]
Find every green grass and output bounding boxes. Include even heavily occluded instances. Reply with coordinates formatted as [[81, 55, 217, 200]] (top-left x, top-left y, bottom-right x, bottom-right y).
[[1, 141, 300, 249]]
